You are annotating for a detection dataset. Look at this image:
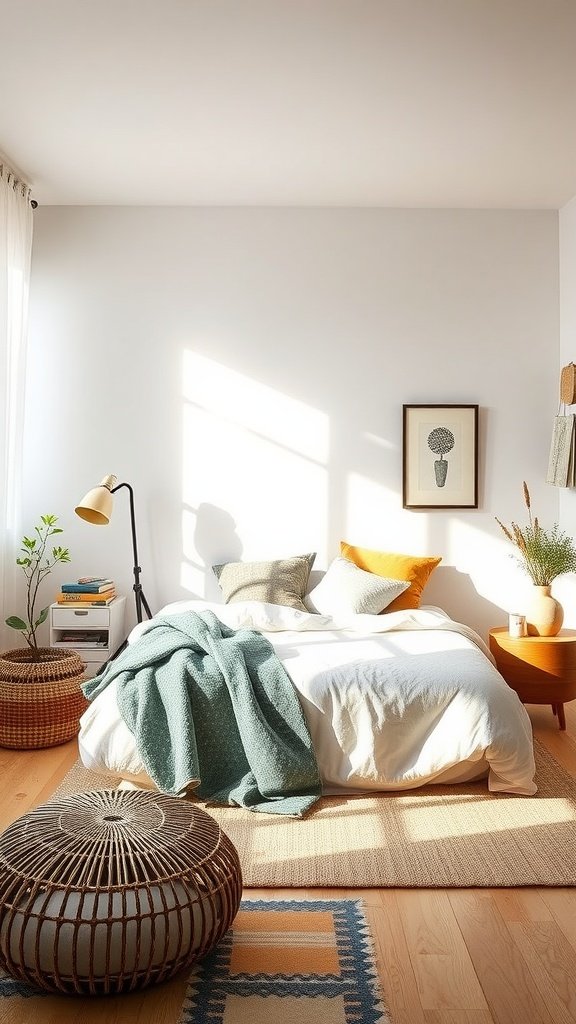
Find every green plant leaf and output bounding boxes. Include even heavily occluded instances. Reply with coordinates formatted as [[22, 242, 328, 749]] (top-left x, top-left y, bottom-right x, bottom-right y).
[[34, 607, 49, 627], [11, 514, 71, 633], [5, 616, 27, 630], [53, 546, 70, 562]]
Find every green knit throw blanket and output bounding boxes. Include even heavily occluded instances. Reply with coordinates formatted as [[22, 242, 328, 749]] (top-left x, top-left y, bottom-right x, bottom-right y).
[[83, 609, 321, 816]]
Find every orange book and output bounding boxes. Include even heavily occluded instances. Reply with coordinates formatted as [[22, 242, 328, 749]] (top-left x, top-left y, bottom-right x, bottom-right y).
[[56, 591, 117, 605]]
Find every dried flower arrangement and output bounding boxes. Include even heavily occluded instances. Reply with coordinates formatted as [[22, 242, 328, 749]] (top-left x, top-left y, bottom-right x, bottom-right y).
[[496, 482, 576, 586]]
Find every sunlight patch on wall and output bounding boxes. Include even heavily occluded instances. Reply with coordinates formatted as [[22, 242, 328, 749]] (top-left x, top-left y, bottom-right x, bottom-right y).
[[361, 431, 396, 450], [346, 471, 427, 550], [181, 352, 329, 593], [183, 352, 329, 463]]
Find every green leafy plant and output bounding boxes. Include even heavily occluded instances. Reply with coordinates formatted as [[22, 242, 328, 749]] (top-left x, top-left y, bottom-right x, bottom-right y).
[[496, 482, 576, 586], [5, 514, 71, 659]]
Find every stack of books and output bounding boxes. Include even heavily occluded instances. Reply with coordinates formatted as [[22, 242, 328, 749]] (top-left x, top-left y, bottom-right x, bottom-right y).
[[56, 577, 117, 606]]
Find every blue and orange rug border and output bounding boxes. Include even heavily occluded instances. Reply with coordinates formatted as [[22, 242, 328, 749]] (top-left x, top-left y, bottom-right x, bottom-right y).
[[181, 898, 389, 1023]]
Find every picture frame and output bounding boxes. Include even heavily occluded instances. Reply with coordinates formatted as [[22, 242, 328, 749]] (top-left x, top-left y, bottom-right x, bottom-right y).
[[403, 404, 478, 509]]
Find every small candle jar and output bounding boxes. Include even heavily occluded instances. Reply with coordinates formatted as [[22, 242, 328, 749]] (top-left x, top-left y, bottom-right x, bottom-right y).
[[509, 613, 527, 638]]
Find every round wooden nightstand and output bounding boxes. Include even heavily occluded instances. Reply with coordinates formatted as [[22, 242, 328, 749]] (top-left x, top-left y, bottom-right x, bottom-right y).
[[488, 627, 576, 730]]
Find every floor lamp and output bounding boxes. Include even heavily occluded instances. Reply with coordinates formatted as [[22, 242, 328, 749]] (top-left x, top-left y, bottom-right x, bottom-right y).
[[75, 474, 152, 624]]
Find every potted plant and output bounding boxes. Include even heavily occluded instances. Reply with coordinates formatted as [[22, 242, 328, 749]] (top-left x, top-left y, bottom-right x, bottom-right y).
[[0, 515, 87, 749], [496, 483, 576, 636]]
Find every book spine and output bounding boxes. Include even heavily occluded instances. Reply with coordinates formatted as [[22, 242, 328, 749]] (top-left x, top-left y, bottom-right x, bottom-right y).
[[54, 640, 108, 649], [57, 592, 116, 603], [56, 597, 115, 606], [59, 632, 107, 642], [61, 584, 114, 593]]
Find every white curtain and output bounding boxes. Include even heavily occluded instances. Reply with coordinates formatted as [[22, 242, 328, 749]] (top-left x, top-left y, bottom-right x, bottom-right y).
[[0, 163, 34, 649]]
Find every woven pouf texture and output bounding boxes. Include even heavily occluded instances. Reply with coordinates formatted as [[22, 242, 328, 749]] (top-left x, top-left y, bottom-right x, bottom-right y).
[[0, 789, 243, 995], [0, 647, 87, 749]]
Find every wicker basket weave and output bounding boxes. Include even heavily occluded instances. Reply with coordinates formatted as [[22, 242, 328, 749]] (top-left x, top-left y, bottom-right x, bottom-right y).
[[0, 648, 87, 749], [0, 789, 242, 995]]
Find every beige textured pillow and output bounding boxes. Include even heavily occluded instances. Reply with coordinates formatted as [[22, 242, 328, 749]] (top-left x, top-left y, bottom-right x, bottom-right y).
[[213, 553, 316, 611], [306, 557, 410, 616]]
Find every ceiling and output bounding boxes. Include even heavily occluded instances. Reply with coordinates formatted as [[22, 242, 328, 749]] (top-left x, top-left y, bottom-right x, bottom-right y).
[[2, 0, 576, 208]]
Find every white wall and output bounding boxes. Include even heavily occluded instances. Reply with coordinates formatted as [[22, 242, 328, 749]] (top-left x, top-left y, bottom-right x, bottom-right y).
[[22, 207, 559, 640], [558, 195, 576, 623]]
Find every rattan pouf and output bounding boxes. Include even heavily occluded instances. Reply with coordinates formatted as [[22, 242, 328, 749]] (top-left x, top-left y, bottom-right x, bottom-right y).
[[0, 789, 242, 996]]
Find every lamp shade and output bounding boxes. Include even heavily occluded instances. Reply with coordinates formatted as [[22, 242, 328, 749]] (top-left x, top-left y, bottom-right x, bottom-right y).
[[74, 474, 152, 626], [75, 475, 117, 525]]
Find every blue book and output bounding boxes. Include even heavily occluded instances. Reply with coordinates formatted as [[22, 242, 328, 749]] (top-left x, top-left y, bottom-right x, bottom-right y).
[[61, 579, 114, 593]]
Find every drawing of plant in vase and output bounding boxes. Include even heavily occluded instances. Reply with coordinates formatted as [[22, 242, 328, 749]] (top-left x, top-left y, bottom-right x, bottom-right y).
[[427, 426, 455, 487]]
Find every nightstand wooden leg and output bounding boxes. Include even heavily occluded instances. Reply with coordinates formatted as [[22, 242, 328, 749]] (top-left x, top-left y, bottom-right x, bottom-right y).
[[552, 702, 566, 729]]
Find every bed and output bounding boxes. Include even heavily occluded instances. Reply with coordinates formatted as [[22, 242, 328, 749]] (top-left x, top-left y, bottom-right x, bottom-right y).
[[78, 599, 537, 798]]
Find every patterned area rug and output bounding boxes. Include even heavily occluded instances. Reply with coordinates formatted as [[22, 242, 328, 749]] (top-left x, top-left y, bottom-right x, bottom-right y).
[[181, 900, 388, 1024], [0, 899, 390, 1024], [54, 739, 576, 886]]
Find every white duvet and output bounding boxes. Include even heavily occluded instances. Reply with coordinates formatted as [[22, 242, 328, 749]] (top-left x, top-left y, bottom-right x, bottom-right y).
[[78, 601, 537, 797]]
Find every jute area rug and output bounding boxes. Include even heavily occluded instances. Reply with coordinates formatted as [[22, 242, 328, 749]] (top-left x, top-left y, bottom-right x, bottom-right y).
[[1, 898, 390, 1024], [55, 739, 576, 888]]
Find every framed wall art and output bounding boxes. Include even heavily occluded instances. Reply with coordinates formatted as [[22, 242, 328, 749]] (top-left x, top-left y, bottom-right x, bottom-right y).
[[403, 404, 478, 509]]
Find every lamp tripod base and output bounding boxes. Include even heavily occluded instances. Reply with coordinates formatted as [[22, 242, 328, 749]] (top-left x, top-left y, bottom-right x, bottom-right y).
[[134, 583, 152, 624], [107, 580, 153, 666]]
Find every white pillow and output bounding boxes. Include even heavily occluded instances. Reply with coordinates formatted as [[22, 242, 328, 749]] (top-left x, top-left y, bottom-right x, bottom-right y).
[[128, 599, 331, 643], [306, 557, 410, 616]]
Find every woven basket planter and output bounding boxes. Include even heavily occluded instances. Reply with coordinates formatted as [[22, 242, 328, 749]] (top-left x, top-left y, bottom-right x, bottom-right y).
[[0, 647, 87, 750], [0, 789, 243, 995]]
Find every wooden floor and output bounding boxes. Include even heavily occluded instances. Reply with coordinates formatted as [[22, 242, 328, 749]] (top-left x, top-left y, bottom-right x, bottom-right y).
[[1, 703, 576, 1023]]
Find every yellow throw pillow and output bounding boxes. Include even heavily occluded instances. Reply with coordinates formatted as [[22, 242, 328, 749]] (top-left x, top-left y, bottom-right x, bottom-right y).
[[340, 542, 441, 612]]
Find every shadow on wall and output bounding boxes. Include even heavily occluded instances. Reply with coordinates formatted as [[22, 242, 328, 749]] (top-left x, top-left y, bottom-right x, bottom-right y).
[[193, 502, 243, 600], [424, 566, 506, 642]]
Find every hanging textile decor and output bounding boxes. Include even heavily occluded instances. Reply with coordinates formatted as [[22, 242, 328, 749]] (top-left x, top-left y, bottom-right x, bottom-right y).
[[547, 364, 576, 487], [547, 413, 576, 486]]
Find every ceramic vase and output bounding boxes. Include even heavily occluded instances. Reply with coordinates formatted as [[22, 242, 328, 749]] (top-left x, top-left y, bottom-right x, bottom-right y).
[[525, 585, 563, 637]]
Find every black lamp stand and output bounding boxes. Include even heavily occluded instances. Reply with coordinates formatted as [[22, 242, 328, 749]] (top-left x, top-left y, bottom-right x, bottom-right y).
[[111, 481, 152, 624]]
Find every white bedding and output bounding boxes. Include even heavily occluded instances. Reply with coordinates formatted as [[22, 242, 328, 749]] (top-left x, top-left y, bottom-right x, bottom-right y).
[[78, 601, 537, 796]]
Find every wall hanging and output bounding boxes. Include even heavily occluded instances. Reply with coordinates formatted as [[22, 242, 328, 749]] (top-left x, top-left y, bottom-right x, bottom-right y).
[[546, 363, 576, 488], [403, 404, 478, 509]]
